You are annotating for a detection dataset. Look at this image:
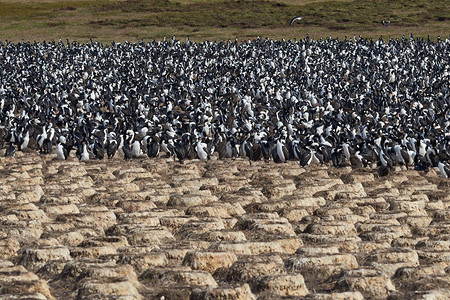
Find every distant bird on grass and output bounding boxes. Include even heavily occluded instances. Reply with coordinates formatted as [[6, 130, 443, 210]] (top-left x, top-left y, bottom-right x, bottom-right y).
[[382, 20, 390, 27], [290, 16, 303, 26]]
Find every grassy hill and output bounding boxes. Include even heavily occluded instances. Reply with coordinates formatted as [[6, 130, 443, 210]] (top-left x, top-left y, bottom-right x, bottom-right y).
[[0, 0, 448, 42]]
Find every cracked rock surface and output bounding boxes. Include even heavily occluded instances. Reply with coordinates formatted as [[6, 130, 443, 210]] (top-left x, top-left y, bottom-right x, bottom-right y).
[[1, 152, 450, 299]]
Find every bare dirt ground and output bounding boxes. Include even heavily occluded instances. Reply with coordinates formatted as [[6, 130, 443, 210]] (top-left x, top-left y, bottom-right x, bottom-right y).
[[0, 151, 449, 299]]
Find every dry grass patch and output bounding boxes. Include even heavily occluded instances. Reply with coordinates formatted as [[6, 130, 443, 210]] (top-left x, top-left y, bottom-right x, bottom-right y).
[[0, 0, 448, 42]]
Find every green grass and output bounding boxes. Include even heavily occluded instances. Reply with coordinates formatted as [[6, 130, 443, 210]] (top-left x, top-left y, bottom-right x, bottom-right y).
[[0, 0, 448, 42]]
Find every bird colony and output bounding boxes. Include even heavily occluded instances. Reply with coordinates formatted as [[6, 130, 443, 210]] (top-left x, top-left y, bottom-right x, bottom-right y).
[[0, 36, 449, 176]]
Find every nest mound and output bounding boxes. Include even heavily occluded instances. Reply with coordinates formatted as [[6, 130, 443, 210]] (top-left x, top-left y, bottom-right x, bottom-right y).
[[0, 152, 449, 299]]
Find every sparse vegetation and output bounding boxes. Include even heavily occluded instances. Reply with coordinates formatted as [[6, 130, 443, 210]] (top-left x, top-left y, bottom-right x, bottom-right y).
[[0, 0, 448, 42]]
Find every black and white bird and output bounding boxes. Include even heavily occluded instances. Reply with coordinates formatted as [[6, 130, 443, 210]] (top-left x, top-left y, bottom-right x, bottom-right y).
[[76, 142, 89, 161], [18, 131, 30, 151], [106, 138, 118, 159], [195, 138, 209, 161], [437, 161, 450, 179], [379, 149, 394, 169], [299, 147, 321, 167], [161, 138, 174, 158], [226, 138, 240, 159], [378, 165, 390, 177], [131, 140, 143, 158], [272, 139, 289, 163], [174, 138, 189, 163], [56, 142, 68, 160], [290, 16, 303, 26], [36, 126, 48, 150], [0, 36, 447, 175], [122, 138, 133, 161], [92, 139, 105, 160], [350, 151, 366, 169], [147, 136, 160, 158], [5, 143, 16, 157]]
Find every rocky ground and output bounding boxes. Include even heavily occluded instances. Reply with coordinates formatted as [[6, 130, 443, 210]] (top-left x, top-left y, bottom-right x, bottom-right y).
[[0, 151, 449, 300]]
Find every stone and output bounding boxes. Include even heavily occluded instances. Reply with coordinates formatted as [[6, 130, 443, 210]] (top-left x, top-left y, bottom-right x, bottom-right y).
[[1, 152, 450, 298], [192, 283, 256, 300], [221, 190, 267, 207], [341, 173, 375, 184], [286, 254, 358, 282], [364, 248, 420, 276], [250, 274, 309, 297], [16, 185, 44, 203], [36, 259, 67, 278], [358, 222, 411, 243], [56, 231, 85, 247], [0, 265, 54, 299], [60, 207, 116, 229], [176, 218, 225, 238], [389, 290, 450, 300], [0, 238, 20, 260], [295, 246, 340, 256], [115, 200, 157, 213], [281, 208, 311, 223], [401, 216, 433, 227], [116, 252, 168, 272], [415, 250, 450, 263], [43, 203, 80, 215], [77, 263, 139, 285], [147, 194, 170, 206], [261, 180, 297, 199], [227, 255, 285, 282], [334, 268, 396, 298], [296, 179, 342, 197], [0, 265, 39, 284], [305, 221, 357, 236], [186, 202, 245, 218], [389, 198, 427, 214], [304, 291, 364, 300], [167, 194, 207, 207], [182, 251, 238, 273], [60, 165, 87, 177], [19, 246, 71, 272], [211, 237, 302, 255], [357, 241, 391, 253], [415, 239, 450, 251], [116, 212, 161, 226], [140, 267, 218, 287], [159, 215, 198, 232], [153, 287, 193, 300], [40, 194, 84, 205], [70, 236, 129, 259], [70, 245, 118, 259], [414, 224, 450, 238], [10, 207, 49, 222], [76, 278, 142, 300], [234, 214, 296, 236], [299, 234, 361, 252], [0, 292, 49, 299], [434, 209, 450, 221], [393, 263, 448, 282], [199, 230, 247, 242], [108, 225, 175, 246]]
